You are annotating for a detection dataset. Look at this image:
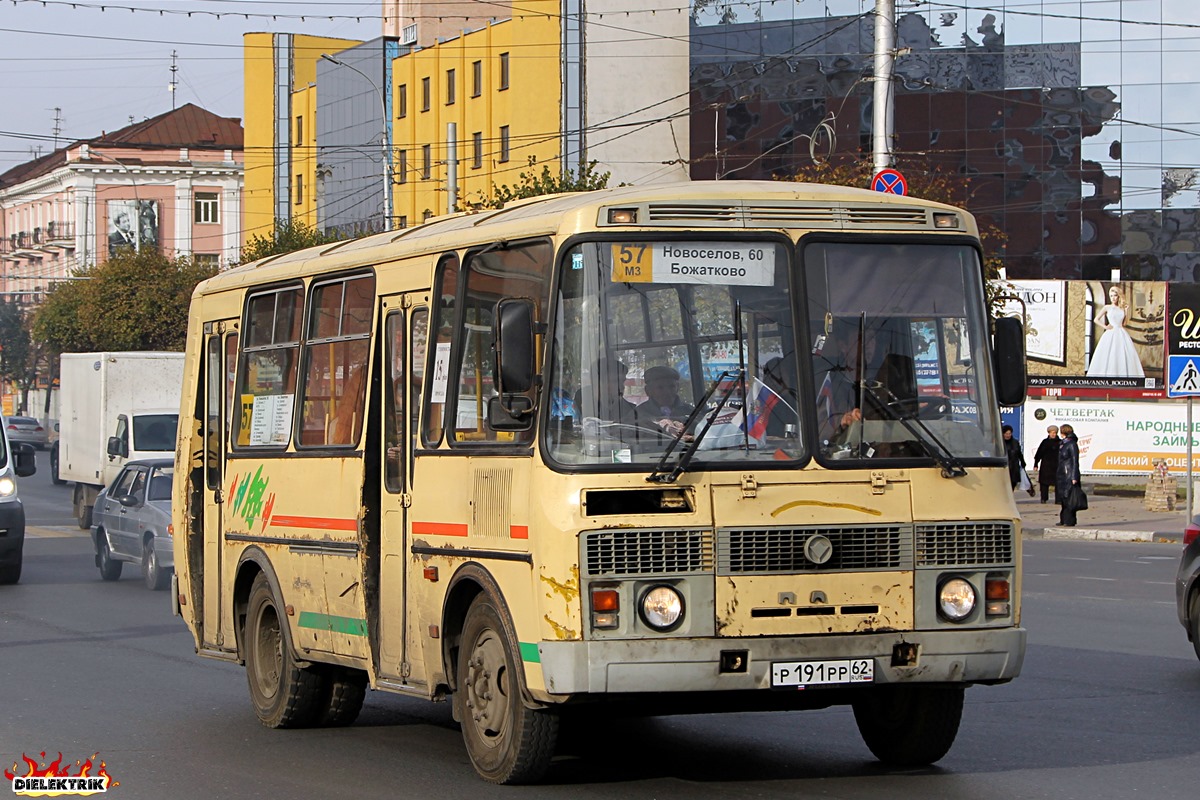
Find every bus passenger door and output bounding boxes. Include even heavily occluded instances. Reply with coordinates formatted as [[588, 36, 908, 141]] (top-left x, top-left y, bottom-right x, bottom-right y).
[[377, 297, 426, 684], [202, 324, 238, 650]]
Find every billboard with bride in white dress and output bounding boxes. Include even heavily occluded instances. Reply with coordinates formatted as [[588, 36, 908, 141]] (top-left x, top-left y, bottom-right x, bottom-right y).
[[997, 280, 1166, 399]]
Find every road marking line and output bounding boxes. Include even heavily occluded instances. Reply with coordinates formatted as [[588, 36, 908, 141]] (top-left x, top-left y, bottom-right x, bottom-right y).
[[1076, 576, 1116, 581], [25, 525, 88, 539]]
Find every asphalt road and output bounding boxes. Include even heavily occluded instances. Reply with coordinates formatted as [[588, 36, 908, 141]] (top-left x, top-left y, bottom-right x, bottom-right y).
[[4, 476, 1200, 798]]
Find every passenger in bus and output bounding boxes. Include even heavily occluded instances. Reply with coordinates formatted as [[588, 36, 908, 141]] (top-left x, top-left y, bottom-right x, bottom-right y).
[[758, 356, 798, 438], [576, 358, 639, 428], [635, 365, 694, 438]]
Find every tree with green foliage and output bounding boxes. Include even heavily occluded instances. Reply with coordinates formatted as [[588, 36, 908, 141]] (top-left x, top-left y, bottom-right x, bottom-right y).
[[33, 248, 217, 355], [0, 301, 49, 414], [480, 160, 613, 210], [235, 217, 344, 266], [786, 158, 1008, 314]]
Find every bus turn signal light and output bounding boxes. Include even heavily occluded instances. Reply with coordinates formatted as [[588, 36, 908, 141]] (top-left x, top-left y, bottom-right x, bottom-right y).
[[985, 576, 1010, 616], [591, 587, 619, 629]]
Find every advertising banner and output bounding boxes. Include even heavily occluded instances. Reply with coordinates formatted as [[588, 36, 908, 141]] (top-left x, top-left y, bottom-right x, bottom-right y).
[[1166, 282, 1200, 397], [1024, 398, 1200, 475], [998, 280, 1166, 398], [106, 199, 159, 257]]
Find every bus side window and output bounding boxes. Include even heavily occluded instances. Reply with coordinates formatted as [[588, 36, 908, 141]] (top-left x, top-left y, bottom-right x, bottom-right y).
[[423, 255, 459, 447], [384, 311, 404, 493], [409, 307, 428, 479], [235, 287, 303, 448], [299, 274, 375, 448]]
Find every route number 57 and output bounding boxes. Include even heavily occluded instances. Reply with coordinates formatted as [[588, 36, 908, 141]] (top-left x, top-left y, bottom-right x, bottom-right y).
[[612, 243, 652, 283]]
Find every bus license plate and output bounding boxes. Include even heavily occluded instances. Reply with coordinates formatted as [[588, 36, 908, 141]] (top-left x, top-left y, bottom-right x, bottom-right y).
[[771, 658, 874, 688]]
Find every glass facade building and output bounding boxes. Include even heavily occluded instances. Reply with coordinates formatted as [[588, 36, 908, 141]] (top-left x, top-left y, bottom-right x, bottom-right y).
[[689, 0, 1200, 281]]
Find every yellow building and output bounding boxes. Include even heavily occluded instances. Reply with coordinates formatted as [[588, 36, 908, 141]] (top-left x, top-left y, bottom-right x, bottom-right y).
[[243, 33, 363, 241], [392, 11, 561, 224]]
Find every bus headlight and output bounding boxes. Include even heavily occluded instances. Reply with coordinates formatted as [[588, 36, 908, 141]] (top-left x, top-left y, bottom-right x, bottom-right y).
[[938, 578, 976, 621], [640, 585, 684, 631]]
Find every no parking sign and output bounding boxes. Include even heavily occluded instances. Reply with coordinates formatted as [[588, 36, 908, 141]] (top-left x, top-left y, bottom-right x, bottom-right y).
[[872, 168, 907, 196]]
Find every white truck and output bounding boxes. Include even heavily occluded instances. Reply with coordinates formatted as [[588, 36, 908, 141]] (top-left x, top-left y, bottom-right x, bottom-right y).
[[54, 352, 185, 529]]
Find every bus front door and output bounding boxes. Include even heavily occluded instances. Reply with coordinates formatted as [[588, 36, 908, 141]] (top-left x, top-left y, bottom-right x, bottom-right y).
[[377, 297, 427, 685], [202, 325, 238, 650]]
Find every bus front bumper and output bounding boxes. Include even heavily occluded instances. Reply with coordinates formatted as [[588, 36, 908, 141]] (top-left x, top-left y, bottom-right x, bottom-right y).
[[535, 627, 1025, 696]]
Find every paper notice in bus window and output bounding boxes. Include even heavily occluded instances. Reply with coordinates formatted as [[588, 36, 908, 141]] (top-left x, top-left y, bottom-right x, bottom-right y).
[[611, 242, 774, 286], [430, 341, 451, 403], [249, 394, 295, 446]]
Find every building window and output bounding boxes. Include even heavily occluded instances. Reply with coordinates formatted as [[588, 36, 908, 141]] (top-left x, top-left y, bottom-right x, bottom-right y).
[[472, 132, 482, 169], [446, 68, 456, 105], [472, 60, 482, 97], [398, 84, 407, 118], [295, 115, 303, 143], [295, 174, 304, 205], [499, 126, 510, 163], [499, 52, 509, 91], [398, 150, 408, 184], [195, 253, 220, 268], [397, 215, 408, 229], [421, 76, 430, 111], [194, 192, 220, 224], [421, 144, 431, 179]]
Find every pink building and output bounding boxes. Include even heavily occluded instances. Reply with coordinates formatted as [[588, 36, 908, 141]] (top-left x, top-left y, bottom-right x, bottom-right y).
[[0, 104, 244, 304]]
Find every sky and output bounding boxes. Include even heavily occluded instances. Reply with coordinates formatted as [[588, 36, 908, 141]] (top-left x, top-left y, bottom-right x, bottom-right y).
[[0, 0, 381, 173]]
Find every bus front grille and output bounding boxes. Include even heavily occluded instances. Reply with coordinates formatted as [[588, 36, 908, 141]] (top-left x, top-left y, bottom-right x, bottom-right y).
[[582, 528, 714, 577], [718, 525, 911, 574], [916, 522, 1015, 567]]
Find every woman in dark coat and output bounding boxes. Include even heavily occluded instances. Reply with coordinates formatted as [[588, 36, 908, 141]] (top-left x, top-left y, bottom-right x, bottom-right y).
[[1002, 424, 1029, 492], [1057, 424, 1082, 526], [1033, 425, 1060, 504]]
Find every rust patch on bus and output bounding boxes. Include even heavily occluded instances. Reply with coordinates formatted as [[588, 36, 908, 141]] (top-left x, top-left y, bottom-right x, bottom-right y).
[[543, 614, 577, 640], [540, 568, 579, 603]]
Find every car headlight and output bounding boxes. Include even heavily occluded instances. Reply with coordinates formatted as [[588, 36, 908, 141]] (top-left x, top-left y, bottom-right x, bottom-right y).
[[0, 477, 16, 498], [640, 585, 684, 631], [938, 578, 976, 621]]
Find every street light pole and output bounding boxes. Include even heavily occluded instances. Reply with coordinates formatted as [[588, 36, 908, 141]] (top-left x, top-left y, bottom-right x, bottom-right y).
[[321, 53, 393, 231]]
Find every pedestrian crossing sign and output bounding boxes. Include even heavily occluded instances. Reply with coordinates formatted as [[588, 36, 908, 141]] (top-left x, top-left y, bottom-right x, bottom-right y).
[[1167, 355, 1200, 397]]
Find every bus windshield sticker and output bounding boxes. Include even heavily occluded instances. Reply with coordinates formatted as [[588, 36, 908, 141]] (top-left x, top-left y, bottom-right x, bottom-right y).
[[611, 242, 774, 286], [248, 394, 294, 446], [429, 341, 452, 403]]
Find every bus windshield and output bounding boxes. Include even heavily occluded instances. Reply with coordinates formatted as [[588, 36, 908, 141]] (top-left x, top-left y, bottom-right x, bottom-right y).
[[545, 237, 1002, 471], [545, 239, 803, 468], [804, 240, 1003, 466]]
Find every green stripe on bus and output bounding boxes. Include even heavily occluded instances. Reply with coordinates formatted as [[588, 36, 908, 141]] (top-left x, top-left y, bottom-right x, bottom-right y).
[[297, 611, 368, 637], [519, 642, 541, 663]]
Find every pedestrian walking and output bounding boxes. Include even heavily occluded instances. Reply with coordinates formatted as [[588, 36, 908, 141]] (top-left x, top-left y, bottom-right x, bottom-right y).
[[1003, 424, 1032, 494], [1033, 425, 1060, 504], [1057, 424, 1083, 526]]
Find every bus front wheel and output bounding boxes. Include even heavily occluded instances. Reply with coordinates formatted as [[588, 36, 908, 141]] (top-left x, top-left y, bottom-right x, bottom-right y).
[[852, 684, 964, 767], [456, 594, 558, 784], [244, 573, 323, 728]]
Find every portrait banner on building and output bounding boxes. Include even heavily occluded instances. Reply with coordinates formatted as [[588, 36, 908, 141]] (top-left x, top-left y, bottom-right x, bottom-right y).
[[106, 199, 159, 257], [998, 280, 1167, 398]]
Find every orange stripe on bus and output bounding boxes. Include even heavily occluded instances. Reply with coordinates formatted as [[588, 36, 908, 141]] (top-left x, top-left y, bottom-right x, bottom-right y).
[[510, 526, 529, 539], [270, 515, 359, 531], [412, 521, 470, 537]]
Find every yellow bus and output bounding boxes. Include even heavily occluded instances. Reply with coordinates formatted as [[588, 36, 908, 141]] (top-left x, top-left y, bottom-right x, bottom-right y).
[[173, 180, 1028, 784]]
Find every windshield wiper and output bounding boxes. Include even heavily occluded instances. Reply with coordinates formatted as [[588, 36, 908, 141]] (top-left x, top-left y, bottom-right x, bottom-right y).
[[647, 369, 740, 484], [860, 382, 967, 478]]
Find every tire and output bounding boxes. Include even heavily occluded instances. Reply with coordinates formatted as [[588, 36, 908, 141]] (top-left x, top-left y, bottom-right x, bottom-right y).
[[852, 684, 964, 767], [0, 554, 20, 585], [77, 503, 92, 530], [1189, 592, 1200, 664], [97, 533, 123, 581], [243, 573, 324, 728], [142, 537, 169, 591], [50, 445, 64, 485], [456, 594, 558, 785], [317, 666, 368, 727]]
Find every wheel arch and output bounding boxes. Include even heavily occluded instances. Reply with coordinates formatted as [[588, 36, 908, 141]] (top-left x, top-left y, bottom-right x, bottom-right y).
[[233, 546, 293, 665], [440, 562, 538, 707]]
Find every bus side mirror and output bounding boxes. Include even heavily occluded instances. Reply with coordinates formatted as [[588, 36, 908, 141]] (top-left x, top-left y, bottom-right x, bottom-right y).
[[494, 298, 537, 395], [992, 316, 1027, 407]]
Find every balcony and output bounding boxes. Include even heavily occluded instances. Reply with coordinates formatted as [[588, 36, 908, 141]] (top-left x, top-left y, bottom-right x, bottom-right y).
[[44, 220, 75, 249]]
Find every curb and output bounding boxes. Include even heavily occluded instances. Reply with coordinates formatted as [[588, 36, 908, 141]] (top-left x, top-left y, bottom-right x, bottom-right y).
[[1038, 526, 1182, 544]]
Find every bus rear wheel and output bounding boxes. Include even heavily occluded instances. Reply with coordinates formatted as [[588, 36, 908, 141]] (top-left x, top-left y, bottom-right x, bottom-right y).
[[852, 684, 964, 767], [317, 665, 367, 727], [456, 594, 558, 784], [244, 573, 323, 728]]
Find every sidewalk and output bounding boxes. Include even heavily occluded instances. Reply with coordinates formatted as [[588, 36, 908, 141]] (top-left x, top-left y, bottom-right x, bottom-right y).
[[1015, 482, 1192, 544]]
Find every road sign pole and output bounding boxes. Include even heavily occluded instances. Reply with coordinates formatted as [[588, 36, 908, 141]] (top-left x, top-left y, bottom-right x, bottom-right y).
[[1189, 397, 1194, 521]]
